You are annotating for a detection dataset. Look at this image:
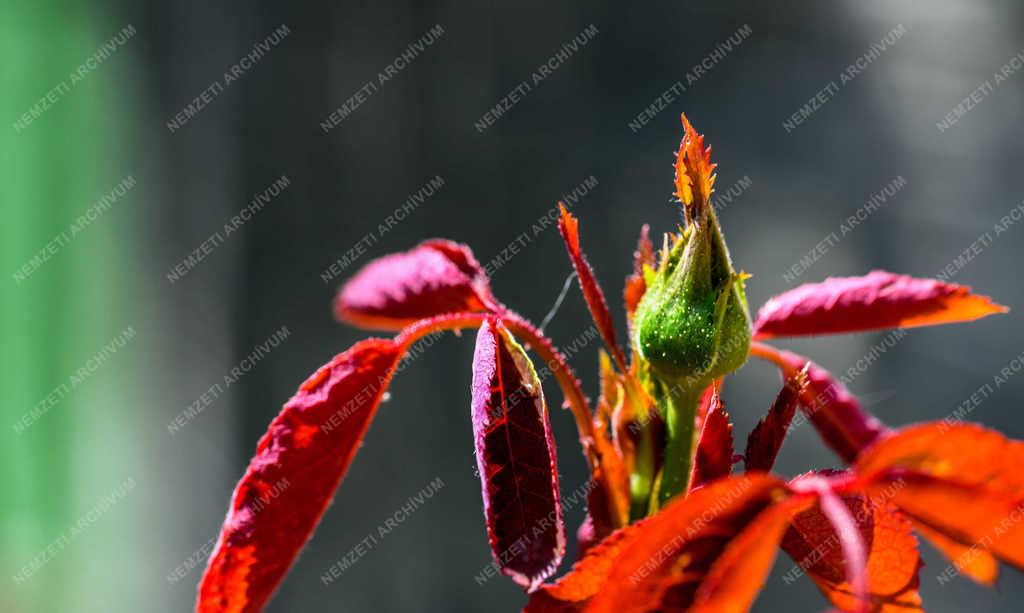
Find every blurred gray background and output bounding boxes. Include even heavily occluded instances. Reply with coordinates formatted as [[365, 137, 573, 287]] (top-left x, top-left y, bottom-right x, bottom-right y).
[[16, 0, 1024, 611]]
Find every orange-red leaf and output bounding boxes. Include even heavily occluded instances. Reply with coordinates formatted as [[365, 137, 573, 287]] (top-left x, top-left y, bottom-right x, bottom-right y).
[[585, 475, 789, 612], [782, 493, 922, 612], [789, 475, 870, 609], [589, 422, 631, 536], [528, 520, 641, 610], [744, 368, 807, 472], [197, 338, 405, 612], [595, 351, 621, 431], [529, 475, 792, 613], [558, 204, 628, 370], [633, 224, 655, 273], [335, 239, 497, 330], [472, 318, 564, 590], [687, 495, 812, 613], [912, 521, 998, 585], [855, 423, 1024, 576], [856, 423, 1024, 494], [593, 353, 632, 530], [623, 276, 646, 329], [753, 270, 1006, 339], [624, 225, 654, 323]]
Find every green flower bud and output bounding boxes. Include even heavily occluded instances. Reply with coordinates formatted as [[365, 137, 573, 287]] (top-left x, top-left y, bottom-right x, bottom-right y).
[[633, 215, 750, 392], [633, 117, 751, 394], [631, 113, 753, 507]]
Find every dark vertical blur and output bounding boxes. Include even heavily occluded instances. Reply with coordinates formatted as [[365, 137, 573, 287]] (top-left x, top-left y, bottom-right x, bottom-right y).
[[124, 0, 1024, 611]]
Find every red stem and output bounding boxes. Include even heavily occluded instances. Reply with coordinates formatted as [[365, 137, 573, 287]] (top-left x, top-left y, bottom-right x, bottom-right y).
[[396, 310, 598, 467]]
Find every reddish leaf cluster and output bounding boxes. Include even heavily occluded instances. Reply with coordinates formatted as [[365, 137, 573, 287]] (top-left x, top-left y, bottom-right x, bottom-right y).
[[196, 114, 1017, 613]]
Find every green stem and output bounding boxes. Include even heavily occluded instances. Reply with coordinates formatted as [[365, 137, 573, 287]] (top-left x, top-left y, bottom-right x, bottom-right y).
[[629, 420, 657, 520], [656, 384, 702, 507]]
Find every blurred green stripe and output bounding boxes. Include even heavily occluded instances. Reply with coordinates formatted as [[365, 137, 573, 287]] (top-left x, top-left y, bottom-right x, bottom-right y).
[[1, 4, 144, 611]]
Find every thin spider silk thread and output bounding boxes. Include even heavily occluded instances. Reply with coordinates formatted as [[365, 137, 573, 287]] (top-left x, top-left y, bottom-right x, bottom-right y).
[[538, 272, 577, 334]]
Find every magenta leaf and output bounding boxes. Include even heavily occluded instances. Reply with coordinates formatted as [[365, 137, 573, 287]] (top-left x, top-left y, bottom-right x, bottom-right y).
[[335, 239, 498, 330], [753, 270, 1005, 339], [472, 318, 565, 591], [197, 338, 405, 612]]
